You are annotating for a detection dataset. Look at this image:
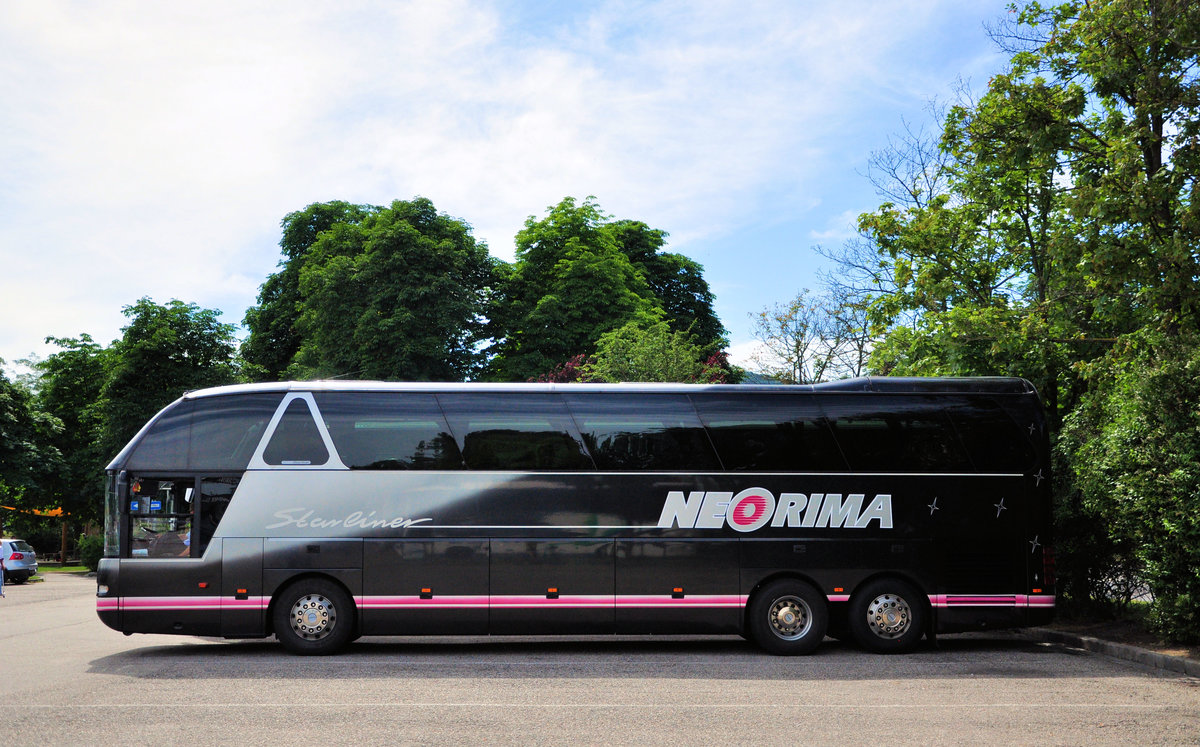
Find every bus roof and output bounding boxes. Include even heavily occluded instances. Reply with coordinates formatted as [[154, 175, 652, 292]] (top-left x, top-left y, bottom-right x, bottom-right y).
[[179, 376, 1037, 399]]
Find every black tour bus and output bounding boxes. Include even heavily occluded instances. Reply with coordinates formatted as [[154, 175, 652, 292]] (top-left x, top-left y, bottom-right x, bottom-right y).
[[96, 378, 1054, 655]]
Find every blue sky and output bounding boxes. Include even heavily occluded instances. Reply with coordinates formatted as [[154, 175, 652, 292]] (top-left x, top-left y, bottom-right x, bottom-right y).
[[0, 1, 1009, 374]]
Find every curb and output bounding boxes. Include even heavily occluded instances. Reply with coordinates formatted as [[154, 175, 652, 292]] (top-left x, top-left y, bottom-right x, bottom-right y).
[[1027, 627, 1200, 678]]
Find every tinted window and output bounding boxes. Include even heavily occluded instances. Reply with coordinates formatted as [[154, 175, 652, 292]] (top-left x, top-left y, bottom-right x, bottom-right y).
[[263, 398, 330, 466], [198, 477, 239, 554], [126, 400, 193, 471], [189, 394, 282, 469], [945, 397, 1036, 472], [563, 393, 721, 471], [821, 395, 971, 472], [128, 477, 194, 559], [439, 393, 592, 471], [126, 393, 283, 471], [316, 392, 463, 470], [692, 394, 846, 471]]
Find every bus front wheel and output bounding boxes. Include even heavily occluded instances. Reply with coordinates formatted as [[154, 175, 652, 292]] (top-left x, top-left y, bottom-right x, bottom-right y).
[[748, 579, 828, 655], [848, 578, 927, 654], [273, 579, 356, 655]]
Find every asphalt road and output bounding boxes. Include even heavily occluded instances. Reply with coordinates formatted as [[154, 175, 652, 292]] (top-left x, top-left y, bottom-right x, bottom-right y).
[[1, 573, 1197, 745]]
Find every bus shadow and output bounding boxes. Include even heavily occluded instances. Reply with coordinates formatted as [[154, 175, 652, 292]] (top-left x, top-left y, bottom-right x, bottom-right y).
[[87, 632, 1088, 681]]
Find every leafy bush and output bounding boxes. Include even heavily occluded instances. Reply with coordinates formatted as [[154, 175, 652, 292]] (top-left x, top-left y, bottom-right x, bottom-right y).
[[78, 533, 104, 572], [1060, 333, 1200, 642]]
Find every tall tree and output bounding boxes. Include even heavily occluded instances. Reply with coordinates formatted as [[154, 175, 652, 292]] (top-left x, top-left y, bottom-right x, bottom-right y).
[[35, 335, 108, 524], [995, 0, 1200, 332], [823, 0, 1200, 637], [100, 299, 239, 459], [488, 197, 725, 381], [487, 198, 658, 381], [604, 219, 726, 350], [292, 198, 497, 381], [243, 201, 379, 380], [0, 363, 60, 519]]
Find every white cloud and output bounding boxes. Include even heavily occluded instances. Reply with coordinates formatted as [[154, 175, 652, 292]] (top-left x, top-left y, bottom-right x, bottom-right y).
[[0, 0, 1001, 367], [809, 209, 865, 243]]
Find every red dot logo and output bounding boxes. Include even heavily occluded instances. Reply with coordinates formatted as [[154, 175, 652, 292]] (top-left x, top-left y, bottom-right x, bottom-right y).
[[727, 488, 775, 532]]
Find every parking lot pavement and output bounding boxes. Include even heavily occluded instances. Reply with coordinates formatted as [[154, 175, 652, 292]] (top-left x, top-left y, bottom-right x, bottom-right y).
[[2, 573, 1198, 744]]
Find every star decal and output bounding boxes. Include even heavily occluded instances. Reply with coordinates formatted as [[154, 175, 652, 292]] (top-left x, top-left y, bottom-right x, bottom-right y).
[[928, 497, 940, 515], [1028, 422, 1037, 436], [994, 498, 1007, 518], [1033, 469, 1045, 486], [1029, 535, 1041, 554]]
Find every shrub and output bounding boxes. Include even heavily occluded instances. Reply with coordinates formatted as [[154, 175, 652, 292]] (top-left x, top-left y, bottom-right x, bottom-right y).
[[1060, 332, 1200, 642], [78, 533, 104, 572]]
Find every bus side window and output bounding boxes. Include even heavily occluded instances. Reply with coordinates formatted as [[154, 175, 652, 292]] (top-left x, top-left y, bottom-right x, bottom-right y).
[[188, 393, 282, 470], [692, 393, 845, 472], [945, 397, 1036, 472], [438, 393, 593, 471], [198, 477, 239, 554], [563, 393, 721, 471], [315, 392, 464, 470], [262, 399, 330, 466], [820, 396, 972, 473]]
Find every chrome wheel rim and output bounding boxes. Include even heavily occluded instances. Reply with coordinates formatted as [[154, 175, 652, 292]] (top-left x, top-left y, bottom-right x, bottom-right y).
[[865, 593, 912, 639], [289, 593, 337, 640], [768, 595, 813, 640]]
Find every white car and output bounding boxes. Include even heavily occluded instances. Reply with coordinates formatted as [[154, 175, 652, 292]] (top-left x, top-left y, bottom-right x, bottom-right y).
[[1, 538, 38, 584]]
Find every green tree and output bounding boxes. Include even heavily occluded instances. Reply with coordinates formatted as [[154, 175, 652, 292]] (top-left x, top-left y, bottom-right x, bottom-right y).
[[586, 313, 707, 383], [0, 363, 61, 517], [749, 290, 853, 384], [35, 335, 108, 525], [997, 0, 1200, 332], [243, 201, 379, 380], [824, 0, 1200, 637], [604, 219, 726, 351], [1060, 332, 1200, 639], [291, 198, 497, 381], [488, 197, 725, 381], [100, 298, 239, 459], [487, 197, 659, 381]]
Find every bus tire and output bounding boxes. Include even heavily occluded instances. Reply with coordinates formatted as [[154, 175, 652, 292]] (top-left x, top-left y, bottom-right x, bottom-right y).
[[748, 579, 828, 656], [848, 578, 927, 654], [273, 579, 356, 656]]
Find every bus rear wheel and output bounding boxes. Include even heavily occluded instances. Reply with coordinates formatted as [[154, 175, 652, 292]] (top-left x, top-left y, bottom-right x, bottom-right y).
[[273, 579, 356, 655], [848, 578, 927, 654], [748, 579, 828, 655]]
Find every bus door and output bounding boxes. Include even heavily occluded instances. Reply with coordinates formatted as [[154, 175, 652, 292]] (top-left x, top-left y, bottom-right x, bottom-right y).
[[121, 476, 222, 636]]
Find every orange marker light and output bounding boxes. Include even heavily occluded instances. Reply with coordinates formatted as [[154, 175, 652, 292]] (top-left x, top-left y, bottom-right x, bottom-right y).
[[833, 587, 844, 593], [198, 582, 208, 589], [547, 588, 558, 593], [237, 589, 247, 595], [1032, 588, 1042, 593]]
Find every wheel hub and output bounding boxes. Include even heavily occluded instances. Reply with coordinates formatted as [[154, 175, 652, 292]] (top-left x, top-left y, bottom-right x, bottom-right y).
[[768, 595, 812, 640], [865, 593, 912, 639], [289, 594, 336, 640]]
